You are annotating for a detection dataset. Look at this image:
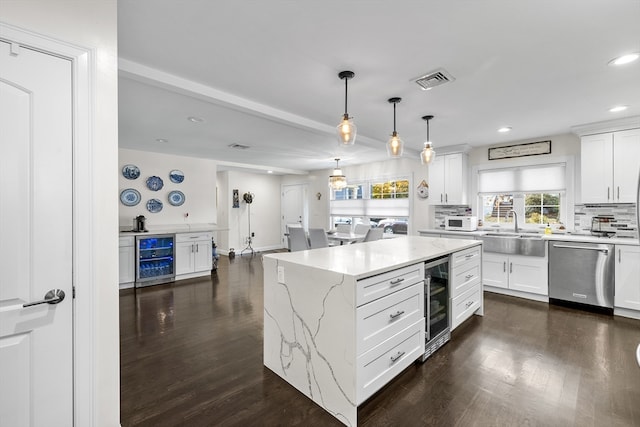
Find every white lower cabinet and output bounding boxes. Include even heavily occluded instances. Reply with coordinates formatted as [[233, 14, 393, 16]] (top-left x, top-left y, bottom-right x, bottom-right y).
[[119, 236, 135, 287], [615, 245, 640, 311], [175, 232, 212, 278], [355, 263, 425, 404], [483, 252, 548, 296], [450, 245, 483, 330]]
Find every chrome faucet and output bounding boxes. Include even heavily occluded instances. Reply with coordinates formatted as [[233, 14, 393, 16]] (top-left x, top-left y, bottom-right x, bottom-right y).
[[507, 210, 519, 233]]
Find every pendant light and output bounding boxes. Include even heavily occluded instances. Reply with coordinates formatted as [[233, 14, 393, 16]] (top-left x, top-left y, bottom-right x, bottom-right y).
[[386, 97, 404, 158], [328, 158, 347, 189], [336, 71, 356, 145], [420, 115, 436, 164]]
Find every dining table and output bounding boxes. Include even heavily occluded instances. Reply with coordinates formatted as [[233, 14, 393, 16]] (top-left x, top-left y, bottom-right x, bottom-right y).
[[327, 231, 366, 245]]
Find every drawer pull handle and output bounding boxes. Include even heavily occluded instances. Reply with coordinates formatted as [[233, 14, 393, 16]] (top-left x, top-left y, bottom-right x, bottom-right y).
[[465, 274, 474, 280], [390, 351, 405, 363], [389, 278, 405, 285], [389, 310, 405, 319], [465, 254, 475, 259], [465, 301, 474, 308]]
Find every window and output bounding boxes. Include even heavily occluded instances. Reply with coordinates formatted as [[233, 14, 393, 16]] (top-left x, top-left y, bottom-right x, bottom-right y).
[[525, 193, 560, 224], [329, 176, 410, 233], [477, 162, 567, 230]]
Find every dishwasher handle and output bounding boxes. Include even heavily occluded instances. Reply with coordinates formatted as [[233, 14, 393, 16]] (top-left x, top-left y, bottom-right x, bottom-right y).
[[552, 243, 609, 254]]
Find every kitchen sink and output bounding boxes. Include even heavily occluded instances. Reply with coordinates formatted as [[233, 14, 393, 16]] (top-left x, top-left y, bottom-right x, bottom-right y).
[[480, 233, 546, 256]]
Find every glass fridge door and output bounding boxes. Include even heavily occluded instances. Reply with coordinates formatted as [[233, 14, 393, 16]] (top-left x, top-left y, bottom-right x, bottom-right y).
[[136, 234, 175, 286]]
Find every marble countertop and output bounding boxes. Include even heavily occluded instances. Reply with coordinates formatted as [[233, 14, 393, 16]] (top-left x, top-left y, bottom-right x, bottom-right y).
[[417, 228, 639, 246], [263, 235, 480, 279], [119, 223, 227, 237]]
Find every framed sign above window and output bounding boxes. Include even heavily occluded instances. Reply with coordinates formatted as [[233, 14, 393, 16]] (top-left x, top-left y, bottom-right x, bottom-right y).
[[488, 140, 551, 160]]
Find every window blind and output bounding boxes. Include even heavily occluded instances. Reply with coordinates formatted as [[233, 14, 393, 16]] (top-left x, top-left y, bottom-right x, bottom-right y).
[[329, 198, 410, 217], [478, 163, 566, 194]]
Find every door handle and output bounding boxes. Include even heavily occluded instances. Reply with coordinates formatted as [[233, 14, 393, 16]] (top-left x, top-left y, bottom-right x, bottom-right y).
[[23, 289, 66, 308], [510, 262, 513, 274], [390, 351, 405, 363], [552, 244, 609, 254], [503, 261, 506, 272], [389, 310, 405, 319]]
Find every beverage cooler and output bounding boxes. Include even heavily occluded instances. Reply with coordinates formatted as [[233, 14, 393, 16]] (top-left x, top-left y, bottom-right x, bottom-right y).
[[421, 255, 451, 361], [135, 234, 175, 287]]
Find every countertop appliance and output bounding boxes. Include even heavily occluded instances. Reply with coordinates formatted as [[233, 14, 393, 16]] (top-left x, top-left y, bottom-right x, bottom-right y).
[[421, 255, 450, 361], [135, 234, 175, 287], [444, 216, 477, 231], [590, 215, 616, 237], [548, 240, 614, 312], [133, 215, 147, 232]]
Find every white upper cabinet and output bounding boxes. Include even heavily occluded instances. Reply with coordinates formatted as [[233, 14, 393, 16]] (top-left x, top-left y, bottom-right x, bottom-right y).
[[429, 152, 468, 205], [581, 128, 640, 203]]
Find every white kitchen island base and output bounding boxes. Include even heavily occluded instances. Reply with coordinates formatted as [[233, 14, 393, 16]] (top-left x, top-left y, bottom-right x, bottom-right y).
[[263, 236, 482, 426]]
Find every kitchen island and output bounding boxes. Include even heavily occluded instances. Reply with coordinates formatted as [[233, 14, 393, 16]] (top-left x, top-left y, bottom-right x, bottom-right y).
[[263, 236, 482, 426]]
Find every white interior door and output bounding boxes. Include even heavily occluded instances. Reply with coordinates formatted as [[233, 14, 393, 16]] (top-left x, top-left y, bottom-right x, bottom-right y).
[[282, 184, 306, 244], [0, 40, 73, 426]]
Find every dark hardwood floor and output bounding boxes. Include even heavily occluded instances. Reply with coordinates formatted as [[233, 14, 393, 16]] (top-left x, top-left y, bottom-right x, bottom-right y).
[[121, 253, 640, 426]]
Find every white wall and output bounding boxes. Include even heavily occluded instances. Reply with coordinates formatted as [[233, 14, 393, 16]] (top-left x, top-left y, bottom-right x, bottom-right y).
[[118, 148, 217, 228], [218, 170, 283, 253], [0, 2, 119, 426]]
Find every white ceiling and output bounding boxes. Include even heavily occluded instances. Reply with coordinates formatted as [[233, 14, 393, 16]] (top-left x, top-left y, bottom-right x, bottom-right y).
[[118, 1, 640, 173]]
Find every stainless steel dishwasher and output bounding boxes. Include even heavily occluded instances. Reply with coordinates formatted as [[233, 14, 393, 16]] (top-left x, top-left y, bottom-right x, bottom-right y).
[[548, 241, 614, 311]]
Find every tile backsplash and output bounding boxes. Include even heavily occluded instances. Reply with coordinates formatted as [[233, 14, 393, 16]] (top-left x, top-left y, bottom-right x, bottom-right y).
[[433, 205, 472, 228], [574, 203, 638, 236]]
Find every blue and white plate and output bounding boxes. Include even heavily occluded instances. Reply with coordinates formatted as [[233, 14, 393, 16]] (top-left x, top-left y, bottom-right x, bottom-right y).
[[169, 169, 184, 184], [120, 188, 141, 206], [146, 198, 163, 213], [122, 164, 140, 180], [168, 190, 185, 206], [146, 176, 164, 191]]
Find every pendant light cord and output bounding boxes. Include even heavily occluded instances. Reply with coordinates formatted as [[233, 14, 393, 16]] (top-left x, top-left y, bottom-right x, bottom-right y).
[[426, 119, 430, 141], [344, 78, 348, 116], [393, 103, 397, 133]]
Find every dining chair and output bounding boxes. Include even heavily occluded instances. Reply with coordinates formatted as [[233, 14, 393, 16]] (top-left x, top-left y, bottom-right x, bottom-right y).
[[308, 228, 329, 249], [336, 224, 351, 233], [362, 228, 384, 242], [288, 227, 309, 252], [354, 224, 370, 235]]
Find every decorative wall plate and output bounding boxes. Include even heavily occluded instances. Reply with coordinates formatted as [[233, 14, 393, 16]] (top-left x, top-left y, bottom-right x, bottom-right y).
[[120, 188, 141, 206], [146, 198, 163, 213], [146, 176, 164, 191], [168, 190, 185, 206], [122, 164, 140, 180], [169, 170, 184, 183]]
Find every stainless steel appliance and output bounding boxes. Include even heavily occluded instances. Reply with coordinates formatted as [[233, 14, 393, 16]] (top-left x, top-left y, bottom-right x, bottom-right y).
[[135, 234, 175, 287], [548, 241, 615, 311], [133, 215, 147, 232], [444, 216, 477, 231], [421, 255, 450, 361]]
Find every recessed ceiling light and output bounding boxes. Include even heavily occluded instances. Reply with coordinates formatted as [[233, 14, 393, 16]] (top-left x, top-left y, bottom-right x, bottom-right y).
[[187, 116, 204, 123], [498, 127, 512, 133], [609, 105, 628, 112], [267, 170, 273, 174], [156, 138, 168, 143], [608, 53, 639, 66]]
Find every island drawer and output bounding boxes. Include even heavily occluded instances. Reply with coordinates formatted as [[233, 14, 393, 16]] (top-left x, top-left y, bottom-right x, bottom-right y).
[[451, 261, 481, 298], [357, 263, 424, 307], [176, 232, 212, 243], [451, 245, 482, 269], [451, 283, 481, 330], [356, 319, 425, 405], [356, 283, 423, 356]]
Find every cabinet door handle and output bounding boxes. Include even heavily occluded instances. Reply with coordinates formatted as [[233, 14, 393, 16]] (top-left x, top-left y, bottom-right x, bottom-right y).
[[503, 261, 506, 272], [445, 193, 448, 203], [440, 194, 443, 203], [617, 186, 620, 200], [389, 310, 405, 319], [510, 262, 513, 273], [390, 351, 405, 363], [607, 187, 610, 201], [619, 249, 621, 263], [389, 278, 405, 285]]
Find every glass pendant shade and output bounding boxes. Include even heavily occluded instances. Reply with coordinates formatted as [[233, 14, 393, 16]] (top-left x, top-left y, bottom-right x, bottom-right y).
[[337, 114, 357, 145], [387, 132, 404, 157], [387, 98, 403, 158], [420, 115, 436, 164], [328, 159, 347, 189], [336, 71, 356, 145], [420, 143, 436, 164]]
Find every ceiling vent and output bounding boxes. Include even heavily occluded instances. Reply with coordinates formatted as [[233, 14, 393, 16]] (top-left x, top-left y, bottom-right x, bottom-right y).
[[414, 68, 455, 91], [228, 143, 250, 150]]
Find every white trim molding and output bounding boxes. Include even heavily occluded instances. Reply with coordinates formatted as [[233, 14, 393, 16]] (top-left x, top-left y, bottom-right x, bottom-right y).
[[571, 116, 640, 136]]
